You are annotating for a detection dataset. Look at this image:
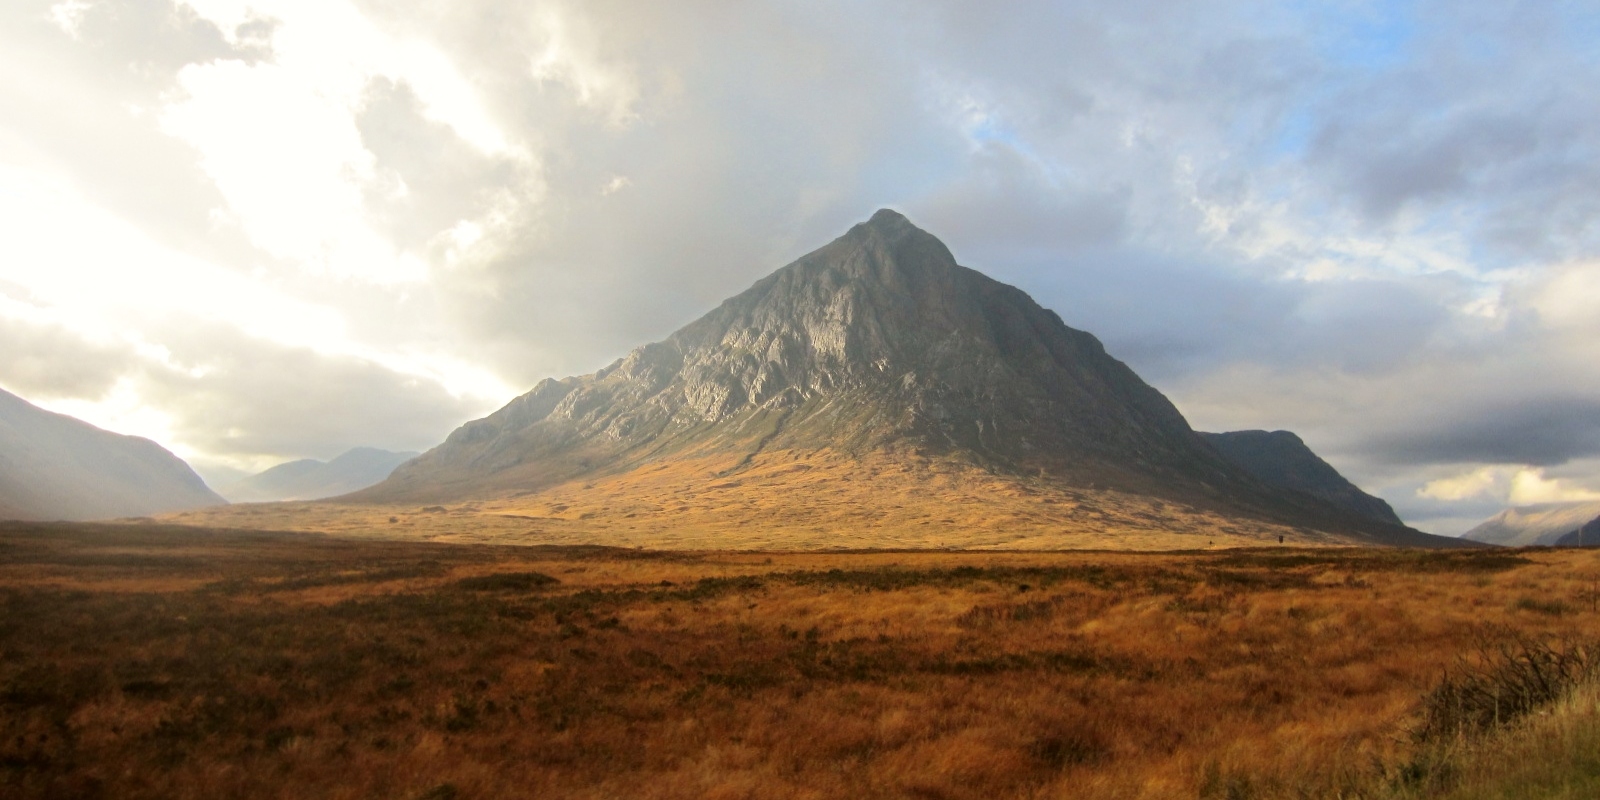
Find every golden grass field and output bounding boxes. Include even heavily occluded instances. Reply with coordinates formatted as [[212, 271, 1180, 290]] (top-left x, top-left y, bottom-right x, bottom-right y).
[[166, 449, 1339, 550], [3, 520, 1599, 799]]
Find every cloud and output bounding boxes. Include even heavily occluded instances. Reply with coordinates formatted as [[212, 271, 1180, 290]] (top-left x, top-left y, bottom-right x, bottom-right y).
[[1365, 397, 1600, 468], [139, 321, 485, 461], [0, 161, 508, 467], [1301, 2, 1600, 264], [1413, 463, 1600, 510], [1419, 466, 1505, 502], [0, 310, 131, 399], [161, 0, 534, 283], [0, 309, 490, 470], [1509, 468, 1600, 505]]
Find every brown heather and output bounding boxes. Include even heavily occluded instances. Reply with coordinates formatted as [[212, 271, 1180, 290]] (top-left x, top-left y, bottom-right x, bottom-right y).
[[2, 520, 1598, 799]]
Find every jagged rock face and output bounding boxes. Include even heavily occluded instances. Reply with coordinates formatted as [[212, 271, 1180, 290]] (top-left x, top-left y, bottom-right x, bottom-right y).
[[1198, 430, 1404, 526], [368, 210, 1253, 502]]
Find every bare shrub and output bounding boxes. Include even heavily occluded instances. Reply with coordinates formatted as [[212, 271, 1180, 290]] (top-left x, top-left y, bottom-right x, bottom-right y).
[[1415, 635, 1600, 742]]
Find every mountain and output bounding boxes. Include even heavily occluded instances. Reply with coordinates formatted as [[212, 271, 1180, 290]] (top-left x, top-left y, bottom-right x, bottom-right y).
[[367, 209, 1238, 499], [346, 209, 1454, 548], [1554, 516, 1600, 547], [220, 447, 419, 503], [1199, 430, 1404, 526], [0, 387, 226, 520], [1464, 501, 1600, 547]]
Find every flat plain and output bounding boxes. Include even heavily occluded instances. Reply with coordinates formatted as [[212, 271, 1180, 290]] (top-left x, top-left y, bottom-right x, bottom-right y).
[[2, 521, 1597, 799]]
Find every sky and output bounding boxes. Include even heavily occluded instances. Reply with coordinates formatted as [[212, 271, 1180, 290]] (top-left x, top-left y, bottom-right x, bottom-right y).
[[3, 0, 1599, 535]]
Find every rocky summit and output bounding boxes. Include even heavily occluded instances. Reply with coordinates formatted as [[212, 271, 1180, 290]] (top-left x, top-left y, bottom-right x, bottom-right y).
[[351, 210, 1451, 548]]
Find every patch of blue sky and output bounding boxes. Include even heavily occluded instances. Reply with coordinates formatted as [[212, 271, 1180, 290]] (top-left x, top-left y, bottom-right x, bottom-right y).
[[1290, 0, 1419, 72], [1264, 104, 1320, 161], [968, 116, 1036, 157], [1256, 3, 1420, 163], [964, 115, 1072, 187], [1555, 5, 1600, 60]]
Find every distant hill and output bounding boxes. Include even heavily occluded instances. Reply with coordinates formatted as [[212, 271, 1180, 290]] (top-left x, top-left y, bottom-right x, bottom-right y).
[[221, 447, 418, 503], [1463, 501, 1600, 547], [1198, 430, 1404, 526], [0, 387, 225, 520]]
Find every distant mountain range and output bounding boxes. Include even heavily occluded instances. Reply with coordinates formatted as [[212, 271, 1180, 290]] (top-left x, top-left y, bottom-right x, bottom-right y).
[[1199, 430, 1404, 526], [1463, 500, 1600, 547], [348, 209, 1452, 548], [220, 448, 418, 503], [0, 387, 225, 520]]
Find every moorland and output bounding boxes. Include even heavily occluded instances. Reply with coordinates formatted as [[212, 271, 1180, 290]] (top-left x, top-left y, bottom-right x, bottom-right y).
[[3, 521, 1599, 799]]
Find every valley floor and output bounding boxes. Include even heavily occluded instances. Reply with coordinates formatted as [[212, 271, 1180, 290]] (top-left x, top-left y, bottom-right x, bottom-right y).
[[2, 521, 1597, 799]]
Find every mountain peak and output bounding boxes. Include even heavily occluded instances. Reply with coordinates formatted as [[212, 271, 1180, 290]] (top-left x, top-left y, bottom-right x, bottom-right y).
[[355, 213, 1442, 546], [367, 212, 1242, 501], [763, 208, 957, 300], [861, 207, 915, 234]]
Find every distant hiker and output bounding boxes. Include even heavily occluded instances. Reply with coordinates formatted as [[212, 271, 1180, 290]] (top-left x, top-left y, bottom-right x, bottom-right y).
[[1278, 535, 1284, 544]]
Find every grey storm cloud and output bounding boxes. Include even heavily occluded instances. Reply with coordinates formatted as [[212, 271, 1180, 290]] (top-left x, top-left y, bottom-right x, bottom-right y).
[[990, 248, 1461, 381], [1364, 397, 1600, 469]]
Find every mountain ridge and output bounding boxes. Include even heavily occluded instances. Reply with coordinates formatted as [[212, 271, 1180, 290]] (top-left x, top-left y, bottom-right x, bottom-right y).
[[221, 447, 418, 503], [1199, 430, 1404, 526], [0, 387, 225, 520], [1464, 500, 1600, 547]]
